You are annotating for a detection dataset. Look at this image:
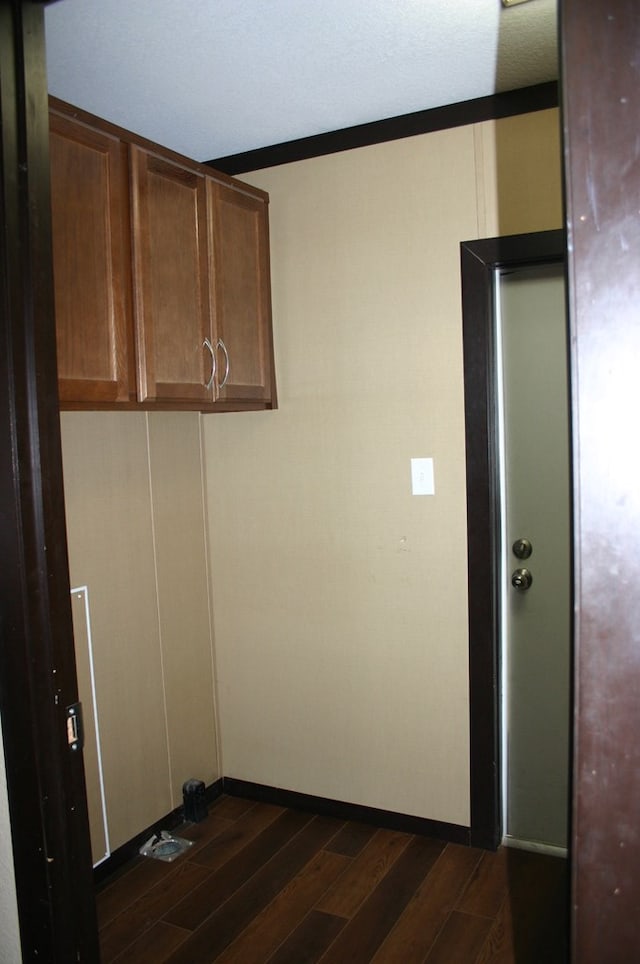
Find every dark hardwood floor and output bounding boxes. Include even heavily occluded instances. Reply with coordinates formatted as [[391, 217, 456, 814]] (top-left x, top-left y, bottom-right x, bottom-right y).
[[97, 795, 568, 963]]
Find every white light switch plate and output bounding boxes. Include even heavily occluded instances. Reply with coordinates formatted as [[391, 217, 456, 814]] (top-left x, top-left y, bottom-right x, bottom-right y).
[[411, 458, 435, 495]]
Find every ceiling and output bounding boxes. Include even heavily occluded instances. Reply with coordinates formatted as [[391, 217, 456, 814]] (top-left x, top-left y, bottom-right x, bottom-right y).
[[44, 0, 558, 164]]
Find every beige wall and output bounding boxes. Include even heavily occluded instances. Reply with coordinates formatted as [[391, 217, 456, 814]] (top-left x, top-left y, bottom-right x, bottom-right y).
[[203, 108, 562, 825], [475, 109, 563, 237], [61, 411, 220, 852]]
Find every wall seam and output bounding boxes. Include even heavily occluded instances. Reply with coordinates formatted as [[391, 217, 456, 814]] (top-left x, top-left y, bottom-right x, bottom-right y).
[[145, 412, 175, 809], [198, 415, 224, 780], [473, 122, 488, 240]]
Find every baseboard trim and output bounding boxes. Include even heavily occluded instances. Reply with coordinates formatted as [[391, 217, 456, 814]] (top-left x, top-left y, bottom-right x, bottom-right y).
[[95, 775, 471, 885], [223, 777, 470, 846], [93, 778, 224, 886]]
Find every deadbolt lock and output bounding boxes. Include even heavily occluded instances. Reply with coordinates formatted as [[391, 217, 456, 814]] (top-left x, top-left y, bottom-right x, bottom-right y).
[[511, 568, 533, 591], [512, 538, 533, 560]]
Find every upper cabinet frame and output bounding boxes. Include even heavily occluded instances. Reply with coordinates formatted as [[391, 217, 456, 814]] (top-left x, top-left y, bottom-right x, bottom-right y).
[[49, 97, 277, 413]]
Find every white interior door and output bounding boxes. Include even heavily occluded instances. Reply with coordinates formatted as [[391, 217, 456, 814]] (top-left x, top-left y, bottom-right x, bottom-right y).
[[498, 262, 571, 852]]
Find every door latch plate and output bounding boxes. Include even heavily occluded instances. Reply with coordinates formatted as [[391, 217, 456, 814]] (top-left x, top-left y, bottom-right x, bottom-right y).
[[66, 702, 84, 752]]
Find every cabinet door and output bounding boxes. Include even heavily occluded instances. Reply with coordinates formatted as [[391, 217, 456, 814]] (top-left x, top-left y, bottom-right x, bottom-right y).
[[50, 112, 133, 404], [131, 146, 215, 403], [209, 182, 275, 405]]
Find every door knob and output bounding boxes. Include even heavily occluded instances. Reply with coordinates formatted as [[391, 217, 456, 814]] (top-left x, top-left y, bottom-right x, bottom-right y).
[[511, 568, 533, 591], [512, 538, 532, 560]]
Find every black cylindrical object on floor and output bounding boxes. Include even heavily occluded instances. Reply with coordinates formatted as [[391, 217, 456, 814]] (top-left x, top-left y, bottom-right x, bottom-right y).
[[183, 779, 207, 822]]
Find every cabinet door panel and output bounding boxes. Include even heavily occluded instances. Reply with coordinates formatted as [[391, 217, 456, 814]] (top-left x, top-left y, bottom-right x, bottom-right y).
[[131, 147, 213, 403], [210, 183, 274, 404], [50, 113, 133, 403]]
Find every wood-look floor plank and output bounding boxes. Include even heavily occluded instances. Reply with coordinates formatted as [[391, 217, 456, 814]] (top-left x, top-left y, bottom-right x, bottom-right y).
[[475, 897, 518, 964], [190, 801, 284, 871], [164, 815, 345, 964], [316, 828, 412, 918], [97, 811, 235, 929], [324, 821, 377, 858], [165, 807, 312, 931], [505, 848, 567, 936], [100, 860, 212, 963], [266, 910, 347, 964], [209, 795, 258, 821], [476, 850, 568, 964], [97, 859, 171, 931], [316, 835, 446, 962], [178, 809, 239, 859], [456, 847, 510, 918], [371, 842, 484, 963], [111, 921, 190, 964], [423, 910, 494, 964], [478, 897, 568, 964], [95, 799, 569, 964], [215, 850, 350, 964]]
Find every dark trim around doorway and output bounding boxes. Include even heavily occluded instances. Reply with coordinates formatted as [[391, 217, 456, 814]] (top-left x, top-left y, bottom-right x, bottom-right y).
[[561, 1, 640, 958], [460, 229, 566, 850], [0, 2, 98, 959]]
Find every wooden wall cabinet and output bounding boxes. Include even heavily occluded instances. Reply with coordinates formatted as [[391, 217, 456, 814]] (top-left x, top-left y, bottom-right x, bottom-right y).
[[49, 99, 276, 412], [49, 109, 134, 404]]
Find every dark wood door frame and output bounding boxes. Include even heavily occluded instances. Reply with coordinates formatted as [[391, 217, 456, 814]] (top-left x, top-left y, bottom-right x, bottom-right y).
[[3, 1, 640, 960], [0, 2, 98, 959], [461, 230, 567, 850], [561, 2, 640, 960]]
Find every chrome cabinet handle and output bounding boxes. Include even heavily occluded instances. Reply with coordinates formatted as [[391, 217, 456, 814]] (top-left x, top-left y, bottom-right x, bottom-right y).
[[217, 338, 230, 389], [203, 338, 216, 391]]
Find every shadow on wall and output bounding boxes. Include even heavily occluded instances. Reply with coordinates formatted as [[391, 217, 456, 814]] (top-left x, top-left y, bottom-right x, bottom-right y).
[[494, 107, 563, 237], [494, 0, 562, 237]]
